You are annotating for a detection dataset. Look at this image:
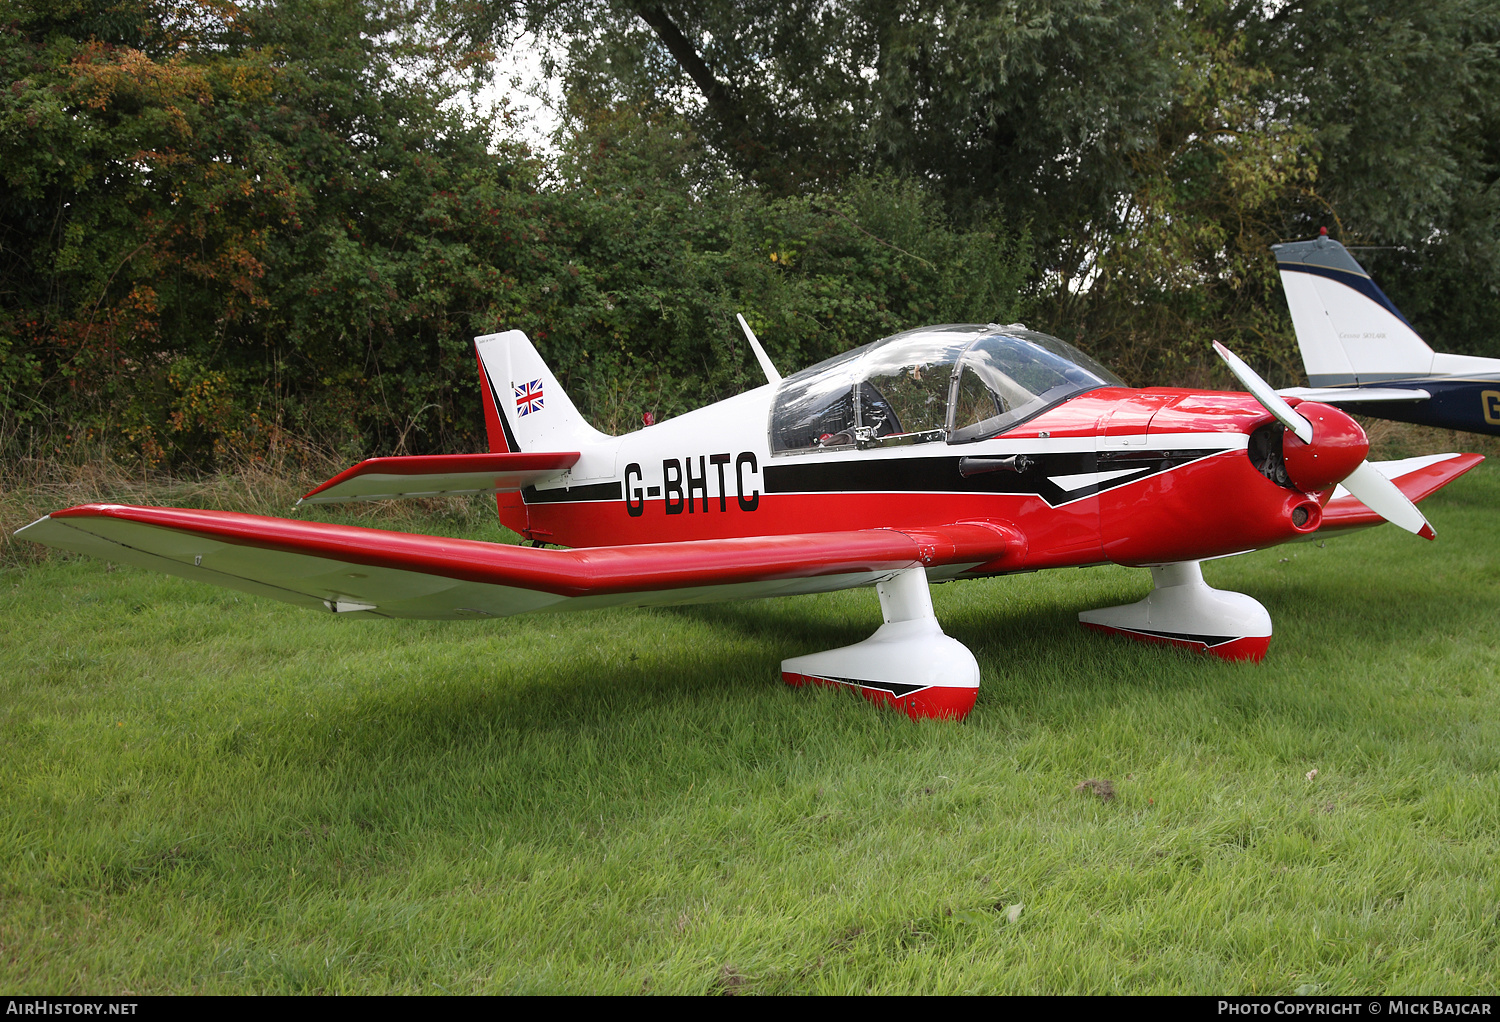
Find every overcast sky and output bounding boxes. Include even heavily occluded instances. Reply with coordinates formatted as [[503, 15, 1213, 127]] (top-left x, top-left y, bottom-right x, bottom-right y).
[[465, 34, 564, 156]]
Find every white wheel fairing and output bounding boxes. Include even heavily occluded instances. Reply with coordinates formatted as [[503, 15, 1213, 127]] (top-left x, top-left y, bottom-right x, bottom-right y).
[[781, 567, 981, 720], [1079, 561, 1273, 662]]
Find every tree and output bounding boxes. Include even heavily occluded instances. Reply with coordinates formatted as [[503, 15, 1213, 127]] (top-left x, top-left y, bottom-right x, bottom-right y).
[[0, 0, 541, 463], [1245, 0, 1500, 357], [464, 0, 1181, 265], [458, 0, 1500, 373], [1, 0, 1031, 465]]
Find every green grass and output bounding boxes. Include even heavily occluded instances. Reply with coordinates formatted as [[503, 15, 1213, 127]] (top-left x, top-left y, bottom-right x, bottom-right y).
[[1, 466, 1498, 994]]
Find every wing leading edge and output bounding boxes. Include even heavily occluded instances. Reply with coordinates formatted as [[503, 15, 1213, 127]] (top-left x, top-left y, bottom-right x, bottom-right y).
[[16, 506, 1019, 619]]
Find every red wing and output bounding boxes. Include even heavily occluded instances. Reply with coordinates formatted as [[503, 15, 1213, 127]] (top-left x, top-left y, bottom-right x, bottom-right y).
[[298, 452, 580, 505], [1320, 453, 1483, 534], [17, 505, 1018, 619]]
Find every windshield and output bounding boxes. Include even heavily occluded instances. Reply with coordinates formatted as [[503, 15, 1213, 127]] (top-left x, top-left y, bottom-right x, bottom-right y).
[[769, 325, 1121, 454]]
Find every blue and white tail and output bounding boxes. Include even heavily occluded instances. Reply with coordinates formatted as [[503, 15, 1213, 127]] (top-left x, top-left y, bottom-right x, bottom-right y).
[[475, 331, 612, 452], [1272, 235, 1437, 385], [1273, 234, 1500, 386]]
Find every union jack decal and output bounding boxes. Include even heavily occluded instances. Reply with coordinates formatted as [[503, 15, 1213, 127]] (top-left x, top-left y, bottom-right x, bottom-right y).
[[515, 379, 544, 416]]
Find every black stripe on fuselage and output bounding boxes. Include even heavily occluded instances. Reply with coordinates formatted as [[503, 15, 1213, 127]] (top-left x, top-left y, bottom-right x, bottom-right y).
[[512, 448, 1227, 508], [763, 449, 1224, 507], [522, 481, 624, 504]]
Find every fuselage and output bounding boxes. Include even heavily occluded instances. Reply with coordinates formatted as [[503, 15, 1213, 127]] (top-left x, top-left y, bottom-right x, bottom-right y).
[[506, 385, 1324, 573]]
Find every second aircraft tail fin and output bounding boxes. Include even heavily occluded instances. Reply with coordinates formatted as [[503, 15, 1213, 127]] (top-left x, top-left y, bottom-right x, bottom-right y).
[[1272, 234, 1434, 385]]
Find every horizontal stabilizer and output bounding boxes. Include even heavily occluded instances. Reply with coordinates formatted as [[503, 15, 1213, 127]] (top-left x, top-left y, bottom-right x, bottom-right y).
[[1319, 453, 1483, 535], [298, 452, 579, 505], [1279, 386, 1430, 404], [16, 505, 1018, 620]]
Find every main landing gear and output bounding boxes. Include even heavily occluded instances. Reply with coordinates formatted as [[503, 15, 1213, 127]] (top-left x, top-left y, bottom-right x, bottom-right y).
[[781, 565, 981, 721], [782, 559, 1271, 722], [1078, 560, 1272, 662]]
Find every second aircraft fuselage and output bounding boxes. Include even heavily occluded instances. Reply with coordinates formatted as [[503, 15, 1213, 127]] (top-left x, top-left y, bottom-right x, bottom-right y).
[[1317, 376, 1500, 437]]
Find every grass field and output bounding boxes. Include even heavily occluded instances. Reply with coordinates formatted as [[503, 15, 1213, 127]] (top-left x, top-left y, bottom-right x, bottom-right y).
[[1, 458, 1497, 994]]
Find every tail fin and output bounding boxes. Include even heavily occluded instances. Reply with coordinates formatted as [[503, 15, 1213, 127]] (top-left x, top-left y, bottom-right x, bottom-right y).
[[474, 331, 611, 453], [1272, 235, 1434, 385]]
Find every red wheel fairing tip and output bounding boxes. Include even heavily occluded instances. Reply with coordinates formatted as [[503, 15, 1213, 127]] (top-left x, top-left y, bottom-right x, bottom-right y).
[[782, 672, 978, 720], [1079, 623, 1271, 663]]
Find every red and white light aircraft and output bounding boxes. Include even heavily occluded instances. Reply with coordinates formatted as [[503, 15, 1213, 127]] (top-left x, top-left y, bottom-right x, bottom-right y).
[[18, 322, 1481, 719]]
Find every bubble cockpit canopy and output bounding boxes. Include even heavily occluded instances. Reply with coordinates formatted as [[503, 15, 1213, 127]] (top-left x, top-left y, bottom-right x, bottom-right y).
[[769, 324, 1123, 455]]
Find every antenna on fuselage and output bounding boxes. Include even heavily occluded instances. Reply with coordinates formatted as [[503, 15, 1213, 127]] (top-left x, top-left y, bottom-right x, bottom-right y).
[[736, 313, 782, 384]]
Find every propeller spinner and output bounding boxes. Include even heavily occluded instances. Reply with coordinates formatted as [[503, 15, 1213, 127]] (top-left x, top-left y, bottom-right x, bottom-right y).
[[1212, 341, 1435, 540]]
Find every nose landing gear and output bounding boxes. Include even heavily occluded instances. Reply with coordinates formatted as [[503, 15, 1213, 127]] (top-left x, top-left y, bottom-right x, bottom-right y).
[[1079, 560, 1272, 662]]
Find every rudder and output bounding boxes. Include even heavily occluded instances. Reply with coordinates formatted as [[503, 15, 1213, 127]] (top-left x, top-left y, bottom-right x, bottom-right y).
[[474, 331, 611, 453], [474, 330, 609, 539]]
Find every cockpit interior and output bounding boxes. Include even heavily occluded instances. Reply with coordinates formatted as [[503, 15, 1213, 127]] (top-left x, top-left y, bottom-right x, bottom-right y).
[[769, 324, 1123, 454]]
